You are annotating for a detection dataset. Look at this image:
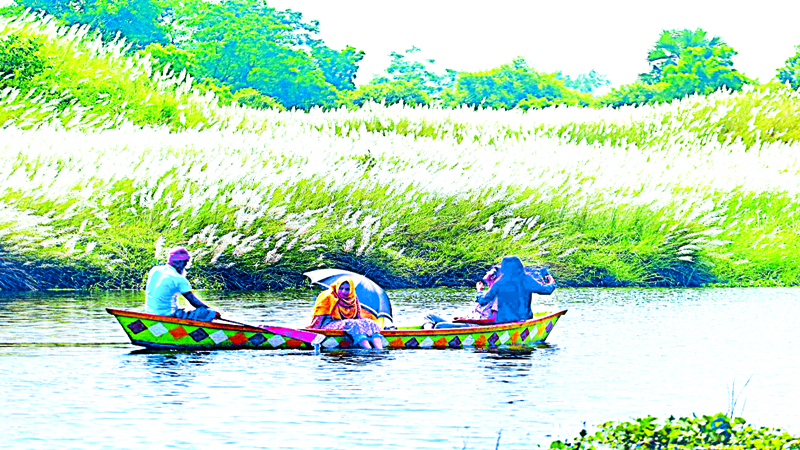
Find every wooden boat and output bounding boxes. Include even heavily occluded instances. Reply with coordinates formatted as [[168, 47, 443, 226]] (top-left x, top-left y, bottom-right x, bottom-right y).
[[107, 308, 567, 351]]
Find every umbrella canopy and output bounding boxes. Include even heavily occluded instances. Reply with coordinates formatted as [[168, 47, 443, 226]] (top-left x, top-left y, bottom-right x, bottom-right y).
[[303, 269, 393, 322]]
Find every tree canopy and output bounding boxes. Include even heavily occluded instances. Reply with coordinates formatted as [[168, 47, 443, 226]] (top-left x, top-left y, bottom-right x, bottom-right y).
[[6, 3, 787, 111], [602, 28, 750, 107], [442, 57, 591, 110], [10, 0, 363, 109], [777, 45, 800, 90], [11, 0, 168, 45]]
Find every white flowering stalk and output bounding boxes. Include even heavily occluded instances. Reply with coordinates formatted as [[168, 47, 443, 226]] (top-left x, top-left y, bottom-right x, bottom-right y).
[[1, 12, 799, 288]]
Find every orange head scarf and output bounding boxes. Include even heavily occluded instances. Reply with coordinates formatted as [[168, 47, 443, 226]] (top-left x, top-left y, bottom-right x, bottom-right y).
[[311, 278, 362, 320]]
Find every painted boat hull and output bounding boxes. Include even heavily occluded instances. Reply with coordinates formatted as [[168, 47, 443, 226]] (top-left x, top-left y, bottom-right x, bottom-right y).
[[106, 308, 567, 351]]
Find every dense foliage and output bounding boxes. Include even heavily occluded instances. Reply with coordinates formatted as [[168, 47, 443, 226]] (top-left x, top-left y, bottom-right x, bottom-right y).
[[550, 413, 800, 449], [8, 1, 791, 111], [345, 47, 447, 107], [0, 33, 49, 86], [777, 45, 800, 90], [602, 29, 751, 107], [163, 0, 362, 109], [555, 70, 611, 94], [5, 0, 167, 45], [442, 57, 591, 110], [7, 0, 362, 109]]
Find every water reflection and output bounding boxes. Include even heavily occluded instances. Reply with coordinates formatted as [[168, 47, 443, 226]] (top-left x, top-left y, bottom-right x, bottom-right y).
[[321, 349, 394, 366], [121, 350, 214, 388]]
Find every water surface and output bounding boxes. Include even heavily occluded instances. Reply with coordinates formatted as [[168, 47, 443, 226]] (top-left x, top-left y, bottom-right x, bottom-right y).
[[1, 287, 798, 449]]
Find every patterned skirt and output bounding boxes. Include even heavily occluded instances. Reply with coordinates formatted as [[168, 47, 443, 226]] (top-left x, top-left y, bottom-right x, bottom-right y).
[[322, 318, 382, 343]]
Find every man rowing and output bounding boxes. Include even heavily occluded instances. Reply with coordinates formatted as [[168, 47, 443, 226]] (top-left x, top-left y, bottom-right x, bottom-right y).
[[144, 246, 219, 322]]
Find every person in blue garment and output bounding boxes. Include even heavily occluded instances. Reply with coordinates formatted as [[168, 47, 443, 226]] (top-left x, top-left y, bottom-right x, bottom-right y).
[[480, 256, 555, 323], [144, 246, 219, 322], [424, 256, 556, 328]]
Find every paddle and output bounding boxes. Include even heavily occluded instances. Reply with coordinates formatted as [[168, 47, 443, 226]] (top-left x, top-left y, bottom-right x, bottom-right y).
[[216, 316, 326, 349]]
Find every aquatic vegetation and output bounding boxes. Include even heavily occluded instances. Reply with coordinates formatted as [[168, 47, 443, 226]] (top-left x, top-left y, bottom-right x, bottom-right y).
[[1, 12, 799, 290], [549, 413, 800, 449]]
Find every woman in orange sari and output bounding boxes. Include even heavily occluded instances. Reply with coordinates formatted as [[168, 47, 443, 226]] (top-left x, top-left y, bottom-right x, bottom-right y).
[[309, 278, 384, 349]]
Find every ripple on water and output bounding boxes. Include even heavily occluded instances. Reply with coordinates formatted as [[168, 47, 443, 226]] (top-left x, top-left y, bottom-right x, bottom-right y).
[[0, 287, 798, 449]]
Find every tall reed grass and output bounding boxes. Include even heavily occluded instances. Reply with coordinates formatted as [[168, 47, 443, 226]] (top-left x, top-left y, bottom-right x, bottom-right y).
[[1, 12, 798, 290]]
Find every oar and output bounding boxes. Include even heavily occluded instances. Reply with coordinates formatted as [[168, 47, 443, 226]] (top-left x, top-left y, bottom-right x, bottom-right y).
[[216, 316, 326, 350]]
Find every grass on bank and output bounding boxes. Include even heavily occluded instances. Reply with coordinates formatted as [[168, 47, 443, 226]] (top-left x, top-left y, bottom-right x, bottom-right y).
[[1, 12, 799, 290]]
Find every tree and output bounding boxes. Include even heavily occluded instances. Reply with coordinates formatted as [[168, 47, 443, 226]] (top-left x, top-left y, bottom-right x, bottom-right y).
[[7, 0, 363, 109], [311, 44, 363, 91], [344, 46, 450, 107], [371, 47, 446, 97], [658, 45, 748, 96], [640, 28, 747, 89], [442, 57, 590, 110], [602, 28, 749, 107], [777, 45, 800, 90], [168, 0, 360, 109], [556, 70, 611, 94], [12, 0, 168, 47]]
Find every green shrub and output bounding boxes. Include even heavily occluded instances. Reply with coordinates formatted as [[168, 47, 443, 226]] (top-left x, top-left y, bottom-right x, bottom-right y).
[[0, 33, 49, 87], [551, 413, 800, 449], [442, 57, 592, 110], [344, 80, 430, 107], [234, 87, 284, 110], [599, 82, 671, 107], [777, 45, 800, 90]]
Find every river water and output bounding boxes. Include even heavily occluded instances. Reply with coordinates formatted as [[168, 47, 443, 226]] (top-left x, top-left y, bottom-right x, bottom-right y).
[[1, 287, 798, 449]]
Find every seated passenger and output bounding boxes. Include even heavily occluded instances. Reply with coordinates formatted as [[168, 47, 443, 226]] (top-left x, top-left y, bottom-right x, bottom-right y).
[[455, 265, 501, 324], [424, 265, 500, 329], [309, 278, 384, 349], [481, 255, 556, 323], [144, 246, 219, 322]]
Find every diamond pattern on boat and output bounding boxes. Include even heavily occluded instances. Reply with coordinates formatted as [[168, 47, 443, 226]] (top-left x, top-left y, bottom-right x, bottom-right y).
[[487, 333, 499, 346], [520, 328, 530, 341], [149, 322, 168, 337], [229, 332, 248, 346], [420, 337, 434, 348], [248, 333, 266, 346], [461, 335, 475, 346], [499, 331, 510, 344], [127, 320, 146, 334], [322, 337, 339, 348], [189, 328, 209, 342], [209, 330, 228, 344], [268, 335, 286, 347], [404, 337, 419, 348], [546, 321, 553, 333], [170, 326, 188, 339], [448, 336, 461, 348]]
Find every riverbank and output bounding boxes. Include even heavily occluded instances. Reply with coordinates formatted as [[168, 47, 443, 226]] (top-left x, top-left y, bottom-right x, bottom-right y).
[[1, 14, 799, 291]]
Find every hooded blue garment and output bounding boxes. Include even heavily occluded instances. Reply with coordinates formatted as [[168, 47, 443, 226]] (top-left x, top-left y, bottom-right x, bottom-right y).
[[478, 256, 556, 323]]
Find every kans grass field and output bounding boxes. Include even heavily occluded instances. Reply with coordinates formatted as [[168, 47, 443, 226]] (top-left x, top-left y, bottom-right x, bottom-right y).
[[2, 12, 800, 291]]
